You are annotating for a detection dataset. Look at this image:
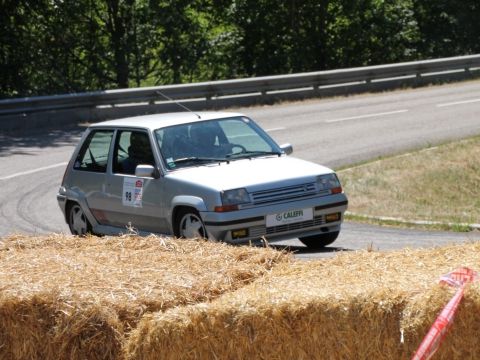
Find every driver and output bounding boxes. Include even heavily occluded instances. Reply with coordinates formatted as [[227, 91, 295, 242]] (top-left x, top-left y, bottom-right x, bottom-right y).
[[189, 123, 222, 157], [121, 132, 154, 174]]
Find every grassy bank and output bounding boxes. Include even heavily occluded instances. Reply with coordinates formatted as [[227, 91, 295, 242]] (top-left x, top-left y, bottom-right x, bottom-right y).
[[339, 136, 480, 231]]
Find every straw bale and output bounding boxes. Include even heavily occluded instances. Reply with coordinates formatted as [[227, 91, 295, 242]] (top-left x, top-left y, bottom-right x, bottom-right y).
[[401, 284, 480, 360], [0, 292, 123, 360], [0, 233, 289, 359], [126, 242, 480, 360]]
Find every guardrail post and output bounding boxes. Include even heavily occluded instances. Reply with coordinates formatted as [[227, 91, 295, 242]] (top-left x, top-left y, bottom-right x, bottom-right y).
[[205, 94, 212, 109], [415, 72, 423, 86]]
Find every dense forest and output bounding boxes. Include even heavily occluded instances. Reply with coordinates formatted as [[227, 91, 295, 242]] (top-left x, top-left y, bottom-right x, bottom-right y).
[[1, 0, 479, 98]]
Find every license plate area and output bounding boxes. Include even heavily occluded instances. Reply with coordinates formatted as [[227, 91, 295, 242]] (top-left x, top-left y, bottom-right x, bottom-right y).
[[266, 208, 313, 227]]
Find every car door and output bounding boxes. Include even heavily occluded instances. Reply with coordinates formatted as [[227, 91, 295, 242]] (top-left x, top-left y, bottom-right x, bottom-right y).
[[102, 129, 170, 233], [71, 128, 115, 224]]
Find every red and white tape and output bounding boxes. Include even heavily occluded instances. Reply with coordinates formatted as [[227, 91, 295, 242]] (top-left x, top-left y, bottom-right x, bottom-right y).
[[411, 267, 478, 360]]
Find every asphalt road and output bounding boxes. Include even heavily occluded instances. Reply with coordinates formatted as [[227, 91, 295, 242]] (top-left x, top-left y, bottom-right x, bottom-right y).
[[1, 80, 480, 258]]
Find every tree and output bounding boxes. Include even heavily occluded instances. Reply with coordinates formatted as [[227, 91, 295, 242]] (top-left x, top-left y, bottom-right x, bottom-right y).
[[329, 0, 419, 68], [413, 0, 480, 58], [1, 0, 477, 98]]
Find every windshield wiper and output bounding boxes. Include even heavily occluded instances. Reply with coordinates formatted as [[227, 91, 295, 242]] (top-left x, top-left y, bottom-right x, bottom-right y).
[[173, 156, 229, 165], [226, 150, 282, 158]]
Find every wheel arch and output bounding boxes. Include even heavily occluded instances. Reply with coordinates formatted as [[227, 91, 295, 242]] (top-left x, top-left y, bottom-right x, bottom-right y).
[[64, 198, 99, 232], [171, 196, 207, 237], [66, 200, 94, 236]]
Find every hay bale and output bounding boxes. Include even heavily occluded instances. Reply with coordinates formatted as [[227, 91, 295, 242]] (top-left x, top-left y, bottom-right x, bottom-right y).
[[0, 233, 289, 360], [125, 242, 480, 360], [401, 284, 480, 360], [0, 292, 123, 360]]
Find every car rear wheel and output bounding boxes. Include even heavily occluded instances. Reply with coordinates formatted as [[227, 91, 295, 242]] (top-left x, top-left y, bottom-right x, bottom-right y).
[[68, 203, 92, 236], [299, 231, 339, 249], [176, 208, 208, 239]]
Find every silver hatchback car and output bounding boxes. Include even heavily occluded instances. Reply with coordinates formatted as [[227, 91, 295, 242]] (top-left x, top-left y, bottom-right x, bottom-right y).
[[57, 112, 348, 248]]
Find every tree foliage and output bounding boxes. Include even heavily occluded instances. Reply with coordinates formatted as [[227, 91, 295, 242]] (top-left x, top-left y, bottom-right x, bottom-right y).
[[1, 0, 479, 98]]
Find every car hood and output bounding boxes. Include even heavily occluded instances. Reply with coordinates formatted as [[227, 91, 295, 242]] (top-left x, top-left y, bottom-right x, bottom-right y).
[[165, 156, 333, 191]]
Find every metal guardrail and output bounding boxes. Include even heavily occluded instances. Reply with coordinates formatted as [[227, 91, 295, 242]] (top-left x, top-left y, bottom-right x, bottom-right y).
[[1, 54, 480, 130]]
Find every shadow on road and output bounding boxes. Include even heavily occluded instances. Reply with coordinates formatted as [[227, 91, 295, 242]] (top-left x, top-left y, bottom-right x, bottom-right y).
[[268, 244, 353, 255], [0, 124, 85, 157]]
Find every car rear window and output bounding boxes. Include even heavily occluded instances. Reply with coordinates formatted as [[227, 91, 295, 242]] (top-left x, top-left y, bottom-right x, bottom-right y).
[[73, 130, 114, 173]]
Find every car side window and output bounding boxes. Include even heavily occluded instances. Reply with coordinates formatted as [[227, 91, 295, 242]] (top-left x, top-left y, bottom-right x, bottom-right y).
[[74, 130, 114, 173], [113, 130, 155, 175]]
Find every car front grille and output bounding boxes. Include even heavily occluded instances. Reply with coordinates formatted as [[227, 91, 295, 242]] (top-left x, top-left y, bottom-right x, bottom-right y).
[[249, 215, 326, 238], [251, 183, 317, 205]]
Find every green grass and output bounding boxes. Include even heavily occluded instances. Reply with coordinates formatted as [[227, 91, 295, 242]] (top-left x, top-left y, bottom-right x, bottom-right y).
[[344, 213, 475, 232], [339, 136, 480, 232]]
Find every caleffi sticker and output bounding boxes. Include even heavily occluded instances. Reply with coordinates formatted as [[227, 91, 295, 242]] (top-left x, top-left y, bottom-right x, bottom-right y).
[[123, 177, 144, 207]]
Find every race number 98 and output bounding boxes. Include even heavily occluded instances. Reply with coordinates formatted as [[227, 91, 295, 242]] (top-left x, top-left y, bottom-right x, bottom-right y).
[[122, 178, 143, 207]]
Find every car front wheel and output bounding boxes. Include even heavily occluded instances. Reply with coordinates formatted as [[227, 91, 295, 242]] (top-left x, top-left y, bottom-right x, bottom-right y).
[[68, 203, 92, 236], [299, 231, 339, 249], [176, 209, 208, 239]]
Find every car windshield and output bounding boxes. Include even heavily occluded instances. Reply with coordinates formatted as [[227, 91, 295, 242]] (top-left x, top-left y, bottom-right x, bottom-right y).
[[154, 116, 282, 169]]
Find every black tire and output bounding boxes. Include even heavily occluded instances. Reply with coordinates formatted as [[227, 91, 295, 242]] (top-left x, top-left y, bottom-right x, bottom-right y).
[[299, 231, 339, 249], [67, 203, 92, 236], [175, 208, 208, 239]]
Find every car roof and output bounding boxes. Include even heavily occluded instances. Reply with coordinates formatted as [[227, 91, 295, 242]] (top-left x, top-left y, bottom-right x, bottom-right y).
[[91, 111, 246, 131]]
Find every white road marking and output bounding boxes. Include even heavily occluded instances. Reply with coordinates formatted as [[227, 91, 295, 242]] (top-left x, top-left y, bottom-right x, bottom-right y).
[[324, 109, 409, 123], [436, 98, 480, 107], [266, 127, 286, 132], [0, 162, 68, 181]]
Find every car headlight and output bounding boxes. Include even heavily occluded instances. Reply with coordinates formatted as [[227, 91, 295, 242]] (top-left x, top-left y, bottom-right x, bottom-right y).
[[221, 188, 251, 205], [316, 174, 342, 194], [215, 188, 251, 212]]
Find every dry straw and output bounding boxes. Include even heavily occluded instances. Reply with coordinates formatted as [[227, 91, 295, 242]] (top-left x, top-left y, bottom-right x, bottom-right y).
[[125, 242, 480, 360], [2, 233, 480, 359], [0, 233, 289, 359]]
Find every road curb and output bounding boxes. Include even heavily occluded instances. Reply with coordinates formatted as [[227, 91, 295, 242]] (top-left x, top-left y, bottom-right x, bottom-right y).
[[345, 211, 480, 230]]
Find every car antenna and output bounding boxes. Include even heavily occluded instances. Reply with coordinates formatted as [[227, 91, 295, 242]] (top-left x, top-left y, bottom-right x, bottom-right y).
[[155, 90, 202, 119]]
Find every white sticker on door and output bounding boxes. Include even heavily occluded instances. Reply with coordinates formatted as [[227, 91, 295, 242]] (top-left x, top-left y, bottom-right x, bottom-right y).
[[123, 177, 144, 207]]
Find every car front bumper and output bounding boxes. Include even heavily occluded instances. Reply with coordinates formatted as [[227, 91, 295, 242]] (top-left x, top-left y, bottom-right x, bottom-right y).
[[201, 193, 348, 243]]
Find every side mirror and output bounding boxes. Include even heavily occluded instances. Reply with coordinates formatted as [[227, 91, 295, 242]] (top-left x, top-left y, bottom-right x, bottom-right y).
[[135, 164, 158, 178], [280, 143, 293, 155]]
